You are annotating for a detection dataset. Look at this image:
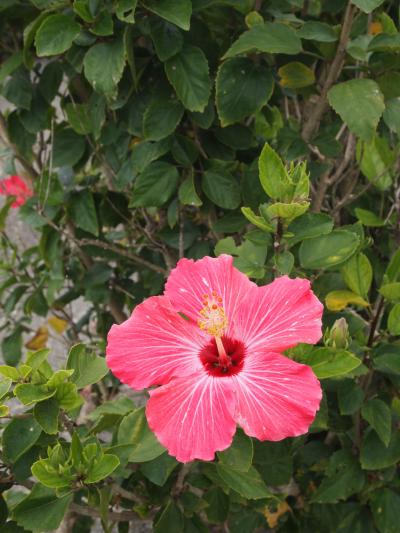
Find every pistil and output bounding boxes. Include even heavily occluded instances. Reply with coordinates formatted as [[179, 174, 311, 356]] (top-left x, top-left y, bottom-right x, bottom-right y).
[[215, 336, 230, 367]]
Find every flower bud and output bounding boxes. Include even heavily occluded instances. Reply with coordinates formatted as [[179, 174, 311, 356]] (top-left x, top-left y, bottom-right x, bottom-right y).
[[324, 318, 349, 349]]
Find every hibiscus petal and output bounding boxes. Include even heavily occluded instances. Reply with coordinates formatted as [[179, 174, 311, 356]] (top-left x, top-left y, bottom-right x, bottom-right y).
[[106, 296, 204, 389], [146, 373, 237, 462], [233, 351, 322, 441], [236, 276, 323, 352], [165, 255, 255, 329]]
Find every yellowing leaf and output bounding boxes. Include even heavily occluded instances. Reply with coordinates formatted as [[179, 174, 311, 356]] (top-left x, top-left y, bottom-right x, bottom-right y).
[[368, 21, 383, 35], [48, 316, 68, 334], [263, 501, 291, 528], [325, 290, 369, 312], [278, 62, 315, 89], [25, 326, 49, 351]]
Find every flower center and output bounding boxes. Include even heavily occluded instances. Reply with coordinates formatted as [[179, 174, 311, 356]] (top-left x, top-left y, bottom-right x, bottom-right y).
[[198, 291, 228, 337], [199, 336, 245, 377]]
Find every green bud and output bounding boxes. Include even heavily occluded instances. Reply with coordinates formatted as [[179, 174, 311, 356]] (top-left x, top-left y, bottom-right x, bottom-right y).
[[324, 318, 350, 349]]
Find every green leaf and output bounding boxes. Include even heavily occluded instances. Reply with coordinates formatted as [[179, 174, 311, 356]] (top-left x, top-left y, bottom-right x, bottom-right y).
[[14, 384, 56, 405], [360, 429, 400, 470], [0, 378, 11, 400], [66, 343, 108, 388], [356, 136, 395, 191], [2, 416, 42, 463], [299, 230, 359, 269], [1, 326, 23, 366], [69, 190, 99, 236], [279, 62, 315, 89], [31, 460, 72, 489], [311, 450, 365, 503], [115, 0, 138, 22], [223, 22, 302, 58], [117, 407, 165, 462], [179, 174, 202, 206], [341, 253, 373, 298], [241, 207, 274, 232], [361, 399, 392, 447], [354, 207, 385, 227], [140, 453, 178, 486], [131, 161, 179, 207], [34, 398, 59, 434], [373, 348, 400, 375], [287, 212, 334, 245], [258, 143, 291, 200], [351, 0, 385, 13], [383, 98, 400, 134], [149, 18, 183, 61], [388, 304, 400, 335], [154, 500, 184, 533], [35, 14, 80, 57], [327, 79, 385, 142], [379, 283, 400, 301], [216, 58, 273, 126], [52, 127, 85, 167], [370, 489, 400, 533], [85, 454, 120, 483], [301, 347, 361, 379], [165, 45, 211, 112], [297, 21, 338, 42], [142, 0, 192, 31], [386, 249, 400, 282], [265, 201, 309, 222], [202, 169, 241, 210], [131, 138, 172, 173], [143, 99, 184, 141], [12, 484, 72, 533], [84, 37, 126, 98], [218, 429, 253, 472], [216, 464, 272, 500]]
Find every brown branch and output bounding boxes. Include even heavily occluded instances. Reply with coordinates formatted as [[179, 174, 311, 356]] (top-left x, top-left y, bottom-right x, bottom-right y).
[[302, 1, 357, 142]]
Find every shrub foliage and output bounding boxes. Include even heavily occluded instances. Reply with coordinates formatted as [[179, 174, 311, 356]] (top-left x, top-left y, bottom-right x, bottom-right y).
[[0, 0, 400, 531]]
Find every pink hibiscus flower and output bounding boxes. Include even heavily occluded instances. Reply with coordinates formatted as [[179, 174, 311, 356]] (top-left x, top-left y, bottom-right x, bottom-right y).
[[106, 255, 323, 463], [0, 175, 33, 208]]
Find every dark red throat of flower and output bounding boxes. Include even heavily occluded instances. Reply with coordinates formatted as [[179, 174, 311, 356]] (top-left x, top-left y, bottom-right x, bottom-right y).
[[200, 336, 245, 377]]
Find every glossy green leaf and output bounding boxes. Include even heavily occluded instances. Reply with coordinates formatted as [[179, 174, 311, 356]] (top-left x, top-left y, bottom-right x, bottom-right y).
[[179, 174, 202, 206], [341, 253, 373, 298], [361, 398, 392, 447], [216, 58, 273, 126], [388, 304, 400, 335], [351, 0, 385, 13], [328, 79, 385, 141], [258, 143, 291, 200], [2, 416, 42, 463], [202, 170, 241, 209], [165, 45, 211, 112], [14, 384, 55, 405], [66, 343, 108, 388], [301, 348, 361, 379], [85, 454, 120, 483], [33, 397, 59, 434], [216, 464, 272, 500], [224, 22, 302, 58], [299, 230, 359, 269], [297, 21, 338, 42], [35, 15, 80, 56], [84, 37, 126, 98], [142, 0, 192, 30], [143, 99, 184, 141], [131, 161, 179, 207]]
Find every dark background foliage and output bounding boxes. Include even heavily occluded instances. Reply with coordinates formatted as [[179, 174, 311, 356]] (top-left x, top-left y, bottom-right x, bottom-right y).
[[0, 0, 400, 531]]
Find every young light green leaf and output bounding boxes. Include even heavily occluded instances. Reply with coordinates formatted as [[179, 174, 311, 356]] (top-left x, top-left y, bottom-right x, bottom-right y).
[[66, 343, 108, 389]]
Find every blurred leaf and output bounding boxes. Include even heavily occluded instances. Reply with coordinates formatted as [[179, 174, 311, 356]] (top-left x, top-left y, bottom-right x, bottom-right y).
[[140, 453, 178, 486], [48, 316, 68, 334], [351, 0, 385, 13], [297, 21, 338, 42], [69, 190, 99, 236], [154, 500, 184, 533], [379, 283, 400, 301], [360, 429, 400, 470], [388, 304, 400, 335], [25, 326, 48, 351], [354, 208, 385, 227], [370, 489, 400, 533], [341, 253, 373, 298]]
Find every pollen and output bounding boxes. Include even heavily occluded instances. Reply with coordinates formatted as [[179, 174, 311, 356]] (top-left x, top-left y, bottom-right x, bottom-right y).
[[198, 292, 228, 337]]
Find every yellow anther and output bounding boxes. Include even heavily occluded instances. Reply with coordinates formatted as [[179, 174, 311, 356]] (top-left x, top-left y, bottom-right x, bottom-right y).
[[197, 292, 228, 336]]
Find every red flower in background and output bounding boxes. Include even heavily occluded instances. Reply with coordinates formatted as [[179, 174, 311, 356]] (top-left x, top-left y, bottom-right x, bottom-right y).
[[0, 175, 33, 207]]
